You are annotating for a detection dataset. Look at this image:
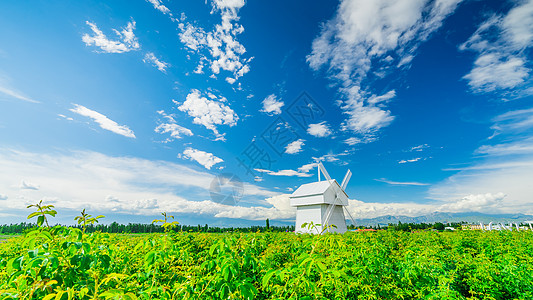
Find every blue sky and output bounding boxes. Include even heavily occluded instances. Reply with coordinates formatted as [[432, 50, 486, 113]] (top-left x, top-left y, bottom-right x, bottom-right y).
[[0, 0, 532, 226]]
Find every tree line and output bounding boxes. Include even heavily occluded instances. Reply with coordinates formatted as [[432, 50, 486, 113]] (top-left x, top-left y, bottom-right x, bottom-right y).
[[0, 222, 296, 234], [1, 220, 463, 235]]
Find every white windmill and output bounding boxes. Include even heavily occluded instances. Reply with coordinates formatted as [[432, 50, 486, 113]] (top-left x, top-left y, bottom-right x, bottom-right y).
[[289, 162, 356, 234]]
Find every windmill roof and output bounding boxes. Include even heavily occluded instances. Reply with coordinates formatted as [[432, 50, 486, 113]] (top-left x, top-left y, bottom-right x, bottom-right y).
[[290, 179, 348, 198]]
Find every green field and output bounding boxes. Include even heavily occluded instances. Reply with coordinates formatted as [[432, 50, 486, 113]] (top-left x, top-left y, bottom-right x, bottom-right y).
[[1, 226, 532, 300]]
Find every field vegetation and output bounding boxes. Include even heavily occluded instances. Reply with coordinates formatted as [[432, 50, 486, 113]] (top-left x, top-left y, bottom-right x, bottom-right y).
[[0, 202, 532, 299]]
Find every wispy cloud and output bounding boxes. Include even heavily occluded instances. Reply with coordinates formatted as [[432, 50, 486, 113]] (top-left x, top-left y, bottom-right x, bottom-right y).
[[154, 110, 193, 141], [410, 144, 429, 152], [146, 0, 171, 16], [255, 162, 317, 178], [459, 0, 533, 97], [70, 104, 136, 138], [398, 157, 421, 164], [476, 107, 533, 156], [0, 81, 39, 103], [58, 114, 73, 121], [82, 20, 140, 53], [177, 89, 238, 140], [490, 107, 533, 138], [285, 139, 304, 154], [180, 147, 223, 170], [255, 168, 312, 178], [20, 180, 39, 190], [430, 106, 533, 214], [143, 52, 170, 72], [260, 94, 284, 115], [312, 151, 350, 163], [308, 0, 462, 139], [375, 178, 429, 186], [344, 137, 362, 145], [429, 158, 533, 214], [476, 137, 533, 156]]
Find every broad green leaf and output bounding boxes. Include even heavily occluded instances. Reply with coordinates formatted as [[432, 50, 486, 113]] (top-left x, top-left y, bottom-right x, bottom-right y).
[[37, 215, 45, 227], [27, 212, 41, 219]]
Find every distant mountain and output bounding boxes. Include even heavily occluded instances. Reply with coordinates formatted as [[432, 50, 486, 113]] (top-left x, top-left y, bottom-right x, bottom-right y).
[[352, 212, 533, 227]]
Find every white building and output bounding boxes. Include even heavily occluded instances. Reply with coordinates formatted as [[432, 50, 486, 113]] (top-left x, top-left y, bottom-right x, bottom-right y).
[[290, 179, 348, 234]]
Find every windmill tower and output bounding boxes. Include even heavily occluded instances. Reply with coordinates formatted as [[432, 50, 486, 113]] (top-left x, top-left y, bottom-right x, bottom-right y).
[[290, 162, 356, 234]]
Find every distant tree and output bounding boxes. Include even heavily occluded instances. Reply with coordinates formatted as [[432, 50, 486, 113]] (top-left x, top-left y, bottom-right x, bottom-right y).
[[434, 222, 445, 231]]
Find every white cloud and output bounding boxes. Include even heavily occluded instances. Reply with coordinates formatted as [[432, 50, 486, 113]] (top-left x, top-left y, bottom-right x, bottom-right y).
[[143, 52, 170, 72], [154, 110, 193, 141], [298, 162, 317, 173], [82, 20, 140, 53], [177, 0, 251, 83], [260, 94, 284, 115], [155, 123, 193, 140], [146, 0, 171, 15], [0, 194, 7, 200], [312, 151, 351, 163], [398, 157, 421, 164], [429, 160, 533, 214], [308, 0, 462, 138], [463, 54, 529, 93], [178, 23, 207, 51], [0, 148, 278, 220], [177, 90, 238, 140], [255, 168, 312, 178], [344, 137, 362, 145], [476, 137, 533, 156], [474, 108, 533, 156], [181, 148, 223, 170], [307, 121, 332, 137], [346, 198, 435, 219], [374, 178, 429, 186], [58, 114, 73, 121], [0, 82, 39, 103], [20, 180, 39, 190], [347, 192, 506, 219], [460, 0, 533, 96], [340, 87, 396, 134], [438, 192, 506, 212], [490, 107, 533, 138], [213, 194, 295, 220], [410, 144, 429, 151], [285, 139, 304, 154], [70, 104, 136, 138]]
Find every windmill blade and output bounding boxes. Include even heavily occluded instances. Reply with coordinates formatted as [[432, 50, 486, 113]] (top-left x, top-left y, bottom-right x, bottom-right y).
[[323, 196, 340, 232], [318, 162, 332, 182], [340, 169, 352, 190], [343, 206, 356, 229], [320, 162, 343, 197]]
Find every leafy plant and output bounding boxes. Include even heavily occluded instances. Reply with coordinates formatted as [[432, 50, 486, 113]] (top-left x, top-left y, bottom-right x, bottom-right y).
[[152, 212, 180, 233], [74, 209, 105, 232], [301, 221, 337, 234], [26, 200, 57, 228]]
